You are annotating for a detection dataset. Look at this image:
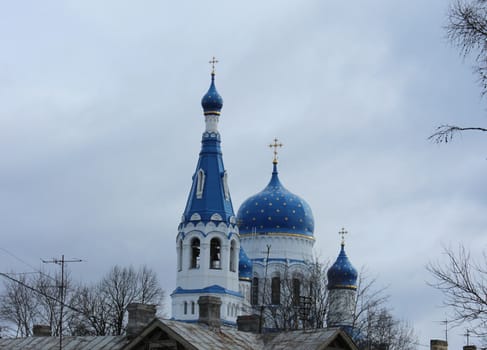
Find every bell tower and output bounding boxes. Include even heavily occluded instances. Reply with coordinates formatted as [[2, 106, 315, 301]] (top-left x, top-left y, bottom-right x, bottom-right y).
[[171, 60, 244, 325]]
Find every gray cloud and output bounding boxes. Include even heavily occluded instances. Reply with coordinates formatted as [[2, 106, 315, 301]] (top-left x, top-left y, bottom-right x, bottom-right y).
[[1, 1, 486, 348]]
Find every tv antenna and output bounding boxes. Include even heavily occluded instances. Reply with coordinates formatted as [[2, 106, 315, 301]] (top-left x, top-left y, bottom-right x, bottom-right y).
[[435, 318, 450, 342], [42, 255, 83, 350]]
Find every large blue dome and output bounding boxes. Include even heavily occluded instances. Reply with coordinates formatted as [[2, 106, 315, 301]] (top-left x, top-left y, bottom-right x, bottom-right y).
[[237, 163, 314, 237], [327, 244, 358, 290], [239, 247, 253, 281], [201, 73, 223, 115]]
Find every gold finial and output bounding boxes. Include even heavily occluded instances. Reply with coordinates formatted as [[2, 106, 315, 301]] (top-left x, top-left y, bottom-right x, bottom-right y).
[[269, 138, 283, 164], [339, 227, 348, 246], [209, 56, 219, 75]]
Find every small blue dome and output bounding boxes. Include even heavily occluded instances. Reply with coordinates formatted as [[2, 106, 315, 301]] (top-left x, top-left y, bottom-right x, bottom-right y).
[[201, 73, 223, 115], [327, 244, 358, 290], [237, 163, 314, 237], [239, 247, 253, 281]]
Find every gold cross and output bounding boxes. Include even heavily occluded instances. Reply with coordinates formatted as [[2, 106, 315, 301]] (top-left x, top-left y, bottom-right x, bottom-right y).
[[209, 56, 219, 75], [338, 227, 348, 245], [269, 138, 283, 164]]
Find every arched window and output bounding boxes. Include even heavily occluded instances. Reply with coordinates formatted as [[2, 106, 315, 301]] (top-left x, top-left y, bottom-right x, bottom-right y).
[[183, 301, 188, 315], [222, 171, 230, 200], [292, 278, 301, 306], [190, 238, 200, 269], [177, 240, 183, 271], [230, 240, 237, 272], [251, 277, 259, 305], [196, 169, 205, 199], [271, 276, 281, 305], [191, 301, 195, 315], [210, 238, 221, 269]]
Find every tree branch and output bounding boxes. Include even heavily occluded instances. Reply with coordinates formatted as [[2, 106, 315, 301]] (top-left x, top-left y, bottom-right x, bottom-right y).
[[428, 124, 487, 143]]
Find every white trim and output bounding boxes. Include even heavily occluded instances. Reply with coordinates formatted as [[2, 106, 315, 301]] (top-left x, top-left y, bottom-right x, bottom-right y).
[[210, 213, 223, 221], [190, 213, 201, 221]]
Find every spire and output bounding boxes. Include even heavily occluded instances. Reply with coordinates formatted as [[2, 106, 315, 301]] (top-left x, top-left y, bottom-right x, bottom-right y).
[[182, 63, 234, 225], [268, 138, 282, 186], [201, 57, 223, 116]]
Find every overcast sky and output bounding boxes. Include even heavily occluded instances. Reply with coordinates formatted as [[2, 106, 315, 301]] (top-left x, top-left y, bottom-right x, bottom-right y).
[[1, 1, 487, 348]]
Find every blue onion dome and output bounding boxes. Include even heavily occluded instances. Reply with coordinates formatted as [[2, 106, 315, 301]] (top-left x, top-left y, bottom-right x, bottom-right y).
[[327, 243, 358, 290], [239, 247, 253, 281], [201, 72, 223, 115], [237, 162, 314, 237]]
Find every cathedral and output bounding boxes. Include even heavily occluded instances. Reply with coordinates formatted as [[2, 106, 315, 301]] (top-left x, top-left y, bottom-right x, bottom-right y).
[[171, 62, 358, 332], [0, 61, 363, 350]]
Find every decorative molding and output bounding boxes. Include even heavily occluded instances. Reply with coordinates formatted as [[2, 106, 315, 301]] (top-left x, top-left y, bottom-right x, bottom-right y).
[[190, 213, 201, 221], [171, 285, 243, 298], [210, 213, 223, 221], [240, 232, 315, 241]]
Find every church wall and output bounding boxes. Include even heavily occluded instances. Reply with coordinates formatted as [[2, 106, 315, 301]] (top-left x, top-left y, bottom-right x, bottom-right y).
[[327, 288, 356, 327], [240, 234, 314, 263]]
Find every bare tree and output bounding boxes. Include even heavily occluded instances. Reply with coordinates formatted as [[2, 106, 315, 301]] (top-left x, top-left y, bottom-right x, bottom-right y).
[[352, 268, 390, 338], [355, 307, 417, 350], [258, 260, 329, 331], [0, 264, 165, 337], [67, 283, 112, 336], [67, 265, 165, 336], [255, 261, 417, 349], [350, 269, 417, 350], [307, 260, 329, 329], [99, 265, 165, 335], [137, 265, 164, 306], [0, 274, 39, 337], [428, 245, 487, 336], [34, 271, 71, 336], [259, 266, 300, 330], [100, 265, 139, 335], [0, 270, 78, 338], [430, 0, 487, 143]]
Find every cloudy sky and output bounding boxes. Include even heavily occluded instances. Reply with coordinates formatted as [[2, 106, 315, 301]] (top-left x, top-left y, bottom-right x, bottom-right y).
[[1, 0, 487, 348]]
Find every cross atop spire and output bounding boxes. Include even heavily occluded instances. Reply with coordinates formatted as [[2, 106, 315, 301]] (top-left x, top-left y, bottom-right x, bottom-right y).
[[209, 56, 219, 75], [339, 227, 348, 246], [269, 138, 283, 164]]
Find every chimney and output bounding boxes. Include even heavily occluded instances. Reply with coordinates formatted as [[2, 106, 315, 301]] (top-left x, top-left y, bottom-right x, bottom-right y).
[[33, 325, 51, 337], [126, 303, 157, 339], [430, 339, 448, 350], [236, 315, 260, 333], [198, 296, 221, 330], [463, 346, 476, 350]]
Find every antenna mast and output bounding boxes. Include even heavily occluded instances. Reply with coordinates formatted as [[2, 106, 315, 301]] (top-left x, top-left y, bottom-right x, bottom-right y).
[[42, 255, 82, 350]]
